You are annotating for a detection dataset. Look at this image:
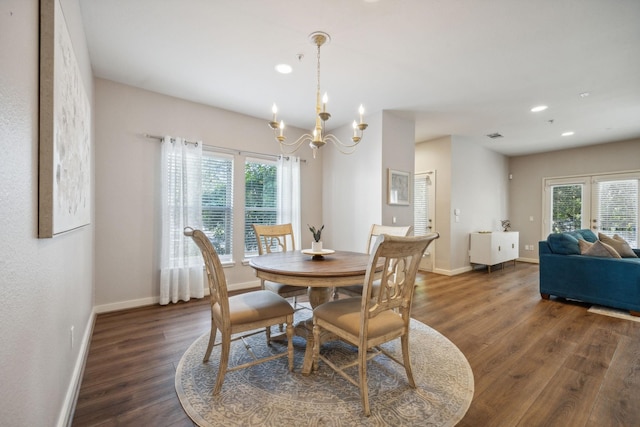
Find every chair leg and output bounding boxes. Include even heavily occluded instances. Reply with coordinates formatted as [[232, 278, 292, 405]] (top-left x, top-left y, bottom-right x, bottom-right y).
[[401, 334, 416, 388], [358, 346, 371, 417], [286, 317, 294, 371], [266, 324, 272, 344], [203, 325, 218, 363], [312, 322, 320, 372], [213, 331, 231, 395]]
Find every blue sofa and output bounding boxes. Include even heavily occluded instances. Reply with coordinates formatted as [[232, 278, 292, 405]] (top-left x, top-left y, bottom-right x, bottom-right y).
[[539, 229, 640, 316]]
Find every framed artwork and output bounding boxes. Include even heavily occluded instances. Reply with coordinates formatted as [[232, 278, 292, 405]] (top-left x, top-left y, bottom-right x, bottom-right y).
[[388, 169, 410, 205], [39, 0, 91, 238]]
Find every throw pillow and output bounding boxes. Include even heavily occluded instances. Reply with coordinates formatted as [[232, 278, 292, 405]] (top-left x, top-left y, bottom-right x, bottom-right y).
[[578, 239, 593, 254], [598, 233, 638, 258], [583, 240, 622, 258], [614, 234, 639, 258]]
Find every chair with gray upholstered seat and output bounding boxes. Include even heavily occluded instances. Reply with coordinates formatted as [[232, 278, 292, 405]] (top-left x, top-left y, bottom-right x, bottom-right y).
[[336, 224, 413, 298], [184, 227, 294, 395], [312, 232, 439, 416], [253, 223, 308, 308]]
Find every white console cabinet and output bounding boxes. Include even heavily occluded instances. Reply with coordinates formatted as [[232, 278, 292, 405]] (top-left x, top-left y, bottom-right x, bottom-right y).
[[469, 231, 519, 272]]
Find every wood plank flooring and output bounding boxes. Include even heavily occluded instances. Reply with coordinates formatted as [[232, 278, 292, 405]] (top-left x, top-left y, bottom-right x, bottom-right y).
[[72, 263, 640, 426]]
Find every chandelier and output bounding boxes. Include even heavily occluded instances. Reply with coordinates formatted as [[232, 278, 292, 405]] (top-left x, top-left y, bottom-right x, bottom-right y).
[[268, 31, 367, 159]]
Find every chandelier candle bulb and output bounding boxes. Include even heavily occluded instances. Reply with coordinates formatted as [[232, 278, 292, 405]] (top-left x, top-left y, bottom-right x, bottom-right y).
[[279, 120, 284, 137], [272, 104, 277, 121], [322, 93, 328, 112], [352, 120, 357, 137], [359, 104, 364, 123]]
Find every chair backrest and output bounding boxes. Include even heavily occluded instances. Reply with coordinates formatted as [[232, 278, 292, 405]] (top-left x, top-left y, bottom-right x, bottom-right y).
[[366, 224, 413, 254], [184, 227, 230, 320], [361, 233, 439, 326], [253, 223, 295, 255]]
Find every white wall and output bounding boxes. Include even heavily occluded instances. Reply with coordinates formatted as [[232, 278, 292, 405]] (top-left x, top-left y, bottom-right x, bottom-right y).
[[509, 138, 640, 261], [416, 136, 509, 274], [322, 111, 415, 252], [94, 79, 323, 309], [0, 0, 94, 425]]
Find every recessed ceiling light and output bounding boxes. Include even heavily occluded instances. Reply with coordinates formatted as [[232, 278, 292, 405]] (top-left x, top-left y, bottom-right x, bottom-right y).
[[562, 131, 575, 136], [531, 105, 548, 113], [275, 64, 292, 74], [579, 92, 590, 98]]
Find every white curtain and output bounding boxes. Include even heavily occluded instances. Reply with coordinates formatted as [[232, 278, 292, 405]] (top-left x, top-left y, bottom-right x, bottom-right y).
[[160, 136, 205, 305], [277, 155, 301, 248]]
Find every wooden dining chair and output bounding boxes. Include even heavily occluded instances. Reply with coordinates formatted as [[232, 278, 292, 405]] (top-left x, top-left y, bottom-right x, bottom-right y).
[[253, 223, 308, 309], [312, 232, 439, 416], [184, 227, 294, 395], [336, 224, 414, 298]]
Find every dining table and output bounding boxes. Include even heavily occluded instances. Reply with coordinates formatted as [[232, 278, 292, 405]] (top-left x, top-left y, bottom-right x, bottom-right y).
[[249, 249, 381, 375]]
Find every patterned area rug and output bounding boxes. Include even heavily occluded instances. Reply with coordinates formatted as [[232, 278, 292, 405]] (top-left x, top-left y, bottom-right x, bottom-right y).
[[588, 305, 640, 322], [175, 313, 474, 426]]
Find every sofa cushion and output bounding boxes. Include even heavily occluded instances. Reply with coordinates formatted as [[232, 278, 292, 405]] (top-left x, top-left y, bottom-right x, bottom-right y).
[[583, 240, 622, 258], [573, 229, 598, 243], [547, 233, 581, 255], [598, 233, 638, 258]]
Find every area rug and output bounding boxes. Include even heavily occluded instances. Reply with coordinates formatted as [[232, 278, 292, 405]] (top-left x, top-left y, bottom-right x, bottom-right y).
[[175, 314, 474, 426], [588, 305, 640, 323]]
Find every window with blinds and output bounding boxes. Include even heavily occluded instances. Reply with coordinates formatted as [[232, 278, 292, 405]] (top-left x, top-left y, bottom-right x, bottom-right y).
[[414, 174, 429, 236], [201, 150, 234, 262], [596, 178, 639, 247], [244, 158, 278, 256]]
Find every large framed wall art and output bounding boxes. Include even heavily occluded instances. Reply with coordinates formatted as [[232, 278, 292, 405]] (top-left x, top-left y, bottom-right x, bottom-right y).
[[39, 0, 91, 238]]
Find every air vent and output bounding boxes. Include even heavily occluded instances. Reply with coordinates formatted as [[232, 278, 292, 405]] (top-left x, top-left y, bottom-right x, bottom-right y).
[[486, 133, 503, 139]]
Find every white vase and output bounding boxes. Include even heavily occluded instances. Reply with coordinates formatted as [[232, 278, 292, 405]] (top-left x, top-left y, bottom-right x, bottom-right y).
[[312, 241, 323, 252]]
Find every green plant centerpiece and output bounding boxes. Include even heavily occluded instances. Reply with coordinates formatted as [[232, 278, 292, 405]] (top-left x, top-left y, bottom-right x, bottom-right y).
[[308, 224, 325, 253]]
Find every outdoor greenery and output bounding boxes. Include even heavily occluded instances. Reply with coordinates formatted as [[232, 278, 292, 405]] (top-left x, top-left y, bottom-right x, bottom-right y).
[[244, 161, 277, 253], [552, 184, 582, 232]]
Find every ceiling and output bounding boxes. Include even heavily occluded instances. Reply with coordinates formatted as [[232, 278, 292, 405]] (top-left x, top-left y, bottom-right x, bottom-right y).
[[79, 0, 640, 156]]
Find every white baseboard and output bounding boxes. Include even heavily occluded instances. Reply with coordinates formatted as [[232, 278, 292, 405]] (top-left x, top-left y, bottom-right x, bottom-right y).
[[431, 266, 473, 276], [228, 280, 261, 292], [94, 296, 159, 314], [57, 308, 96, 427], [517, 257, 539, 264]]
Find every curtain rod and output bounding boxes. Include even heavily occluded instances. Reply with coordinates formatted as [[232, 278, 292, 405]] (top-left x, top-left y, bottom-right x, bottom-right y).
[[144, 133, 306, 163]]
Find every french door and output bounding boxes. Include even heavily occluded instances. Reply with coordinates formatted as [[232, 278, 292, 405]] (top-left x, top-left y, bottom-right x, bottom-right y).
[[543, 172, 640, 247], [414, 171, 436, 271]]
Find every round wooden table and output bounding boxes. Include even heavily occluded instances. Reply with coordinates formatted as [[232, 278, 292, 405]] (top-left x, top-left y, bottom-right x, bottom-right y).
[[249, 249, 378, 374]]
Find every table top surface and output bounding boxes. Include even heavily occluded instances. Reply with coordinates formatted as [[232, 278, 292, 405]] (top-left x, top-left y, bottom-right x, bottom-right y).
[[249, 250, 374, 278]]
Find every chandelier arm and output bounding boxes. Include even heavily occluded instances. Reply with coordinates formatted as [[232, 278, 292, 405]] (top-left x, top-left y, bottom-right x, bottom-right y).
[[323, 134, 360, 154], [277, 134, 314, 153]]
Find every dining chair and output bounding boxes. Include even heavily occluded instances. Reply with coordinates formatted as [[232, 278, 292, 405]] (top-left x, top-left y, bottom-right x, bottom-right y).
[[312, 232, 439, 416], [184, 227, 294, 395], [253, 223, 308, 309], [336, 224, 414, 298]]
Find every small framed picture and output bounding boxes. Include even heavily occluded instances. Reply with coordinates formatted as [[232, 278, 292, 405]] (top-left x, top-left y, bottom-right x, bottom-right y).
[[388, 169, 410, 205]]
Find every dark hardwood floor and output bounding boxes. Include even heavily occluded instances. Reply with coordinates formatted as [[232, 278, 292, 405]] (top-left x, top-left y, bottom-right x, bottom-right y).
[[72, 263, 640, 426]]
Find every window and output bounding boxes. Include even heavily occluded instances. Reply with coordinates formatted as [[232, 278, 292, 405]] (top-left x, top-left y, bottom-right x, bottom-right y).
[[244, 158, 278, 256], [595, 178, 638, 247], [414, 174, 429, 236], [550, 183, 584, 233], [544, 172, 640, 247], [201, 150, 234, 262]]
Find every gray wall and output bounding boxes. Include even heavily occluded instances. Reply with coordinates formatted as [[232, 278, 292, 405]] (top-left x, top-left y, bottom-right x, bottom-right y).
[[0, 0, 94, 425], [509, 138, 640, 261]]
